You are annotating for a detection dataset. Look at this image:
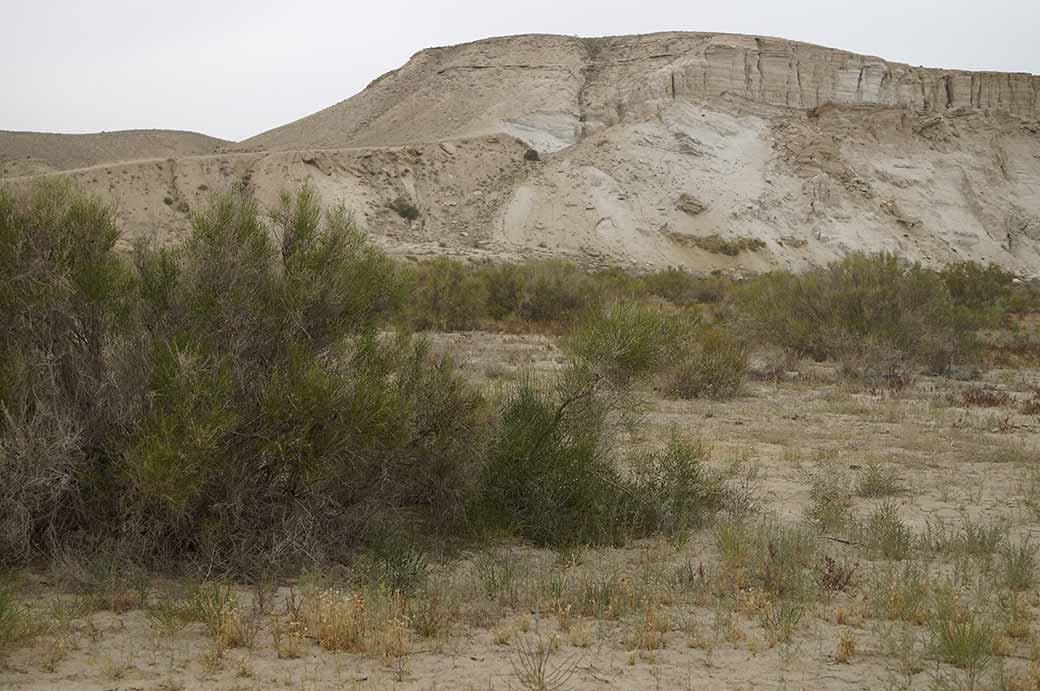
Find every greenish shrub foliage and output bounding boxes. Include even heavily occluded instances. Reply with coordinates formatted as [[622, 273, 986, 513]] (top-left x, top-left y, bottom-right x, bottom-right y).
[[731, 253, 988, 372]]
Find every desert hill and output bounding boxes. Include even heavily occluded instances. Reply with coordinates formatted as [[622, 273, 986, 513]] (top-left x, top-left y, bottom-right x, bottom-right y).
[[0, 129, 229, 175], [4, 32, 1039, 275]]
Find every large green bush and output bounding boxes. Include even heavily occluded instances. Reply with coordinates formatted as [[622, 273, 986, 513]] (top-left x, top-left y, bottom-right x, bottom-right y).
[[0, 182, 485, 571], [732, 253, 982, 372]]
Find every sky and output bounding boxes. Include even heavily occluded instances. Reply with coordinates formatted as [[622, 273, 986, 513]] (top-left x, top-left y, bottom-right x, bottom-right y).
[[4, 0, 1038, 142]]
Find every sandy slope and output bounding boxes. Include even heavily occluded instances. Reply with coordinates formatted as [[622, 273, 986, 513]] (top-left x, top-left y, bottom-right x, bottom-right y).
[[4, 32, 1040, 275]]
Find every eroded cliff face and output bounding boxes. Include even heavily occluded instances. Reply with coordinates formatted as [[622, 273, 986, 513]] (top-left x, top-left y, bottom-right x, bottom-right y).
[[243, 33, 1039, 153], [7, 32, 1040, 276]]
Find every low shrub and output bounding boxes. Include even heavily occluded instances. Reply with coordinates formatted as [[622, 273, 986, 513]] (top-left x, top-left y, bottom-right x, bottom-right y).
[[566, 301, 690, 387], [405, 258, 488, 331], [626, 435, 722, 536], [666, 326, 748, 400], [732, 253, 983, 372]]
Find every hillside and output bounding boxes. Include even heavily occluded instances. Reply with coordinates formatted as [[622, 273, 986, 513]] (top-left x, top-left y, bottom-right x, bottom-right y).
[[5, 32, 1040, 275], [0, 129, 229, 174]]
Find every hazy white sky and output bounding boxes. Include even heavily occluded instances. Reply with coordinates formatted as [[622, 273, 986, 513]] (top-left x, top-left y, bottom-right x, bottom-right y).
[[4, 0, 1038, 142]]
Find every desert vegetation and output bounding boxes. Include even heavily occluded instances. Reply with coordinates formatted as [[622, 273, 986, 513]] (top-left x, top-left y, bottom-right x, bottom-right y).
[[3, 181, 1040, 689]]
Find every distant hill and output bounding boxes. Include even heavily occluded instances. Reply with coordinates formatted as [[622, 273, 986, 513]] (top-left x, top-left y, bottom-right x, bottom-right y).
[[0, 129, 228, 174]]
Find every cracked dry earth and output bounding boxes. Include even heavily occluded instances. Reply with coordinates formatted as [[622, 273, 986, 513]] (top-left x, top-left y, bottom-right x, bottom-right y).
[[3, 333, 1040, 690]]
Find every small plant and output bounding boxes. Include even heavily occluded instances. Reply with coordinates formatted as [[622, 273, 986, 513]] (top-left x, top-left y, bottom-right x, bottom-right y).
[[314, 589, 369, 653], [929, 596, 994, 682], [511, 632, 579, 691], [872, 562, 931, 624], [353, 545, 429, 596], [1002, 539, 1037, 591], [761, 602, 804, 646], [815, 556, 857, 592], [855, 462, 903, 498], [863, 502, 913, 560], [806, 472, 853, 531], [475, 552, 518, 602], [835, 630, 856, 663]]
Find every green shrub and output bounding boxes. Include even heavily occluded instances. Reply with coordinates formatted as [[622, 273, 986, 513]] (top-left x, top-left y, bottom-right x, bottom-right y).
[[733, 253, 982, 372], [515, 260, 597, 324], [626, 435, 721, 536], [640, 268, 730, 305], [666, 326, 748, 400], [928, 592, 993, 679], [480, 368, 622, 545], [406, 258, 487, 331], [0, 180, 137, 564], [0, 181, 488, 572], [567, 301, 690, 387], [940, 261, 1013, 322]]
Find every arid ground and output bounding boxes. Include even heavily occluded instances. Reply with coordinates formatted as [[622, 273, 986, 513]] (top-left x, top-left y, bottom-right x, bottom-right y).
[[3, 331, 1039, 690]]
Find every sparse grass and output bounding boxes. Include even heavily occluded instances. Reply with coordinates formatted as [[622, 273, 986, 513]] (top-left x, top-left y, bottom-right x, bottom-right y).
[[1001, 539, 1037, 591], [0, 577, 36, 649], [872, 562, 931, 624], [949, 386, 1013, 408], [920, 518, 1006, 560]]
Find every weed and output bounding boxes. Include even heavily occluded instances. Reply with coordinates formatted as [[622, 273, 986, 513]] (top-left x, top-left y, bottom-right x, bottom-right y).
[[929, 595, 994, 682], [836, 630, 856, 663], [862, 502, 913, 560], [1001, 539, 1037, 591], [761, 602, 804, 646], [511, 632, 579, 691], [872, 562, 931, 624], [353, 545, 429, 595], [815, 556, 857, 592], [806, 472, 853, 531], [855, 462, 904, 498]]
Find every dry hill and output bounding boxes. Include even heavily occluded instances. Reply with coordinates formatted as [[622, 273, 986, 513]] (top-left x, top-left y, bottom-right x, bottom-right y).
[[0, 129, 229, 175], [5, 32, 1040, 275]]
